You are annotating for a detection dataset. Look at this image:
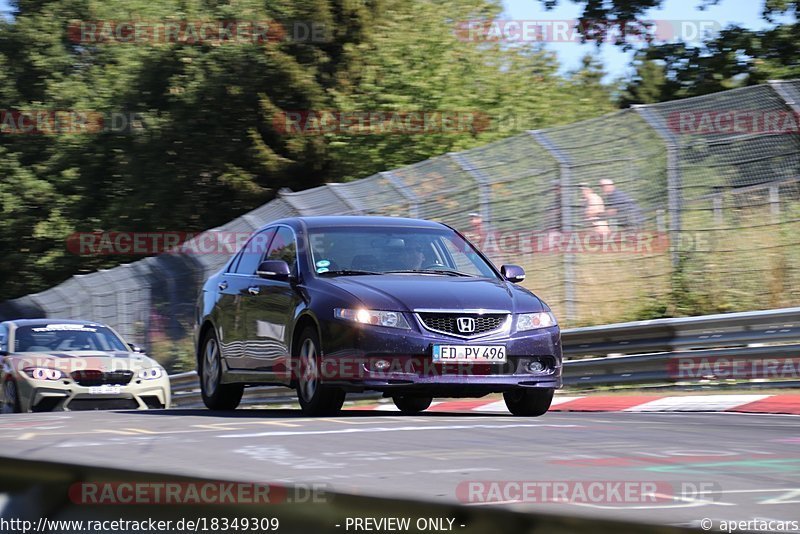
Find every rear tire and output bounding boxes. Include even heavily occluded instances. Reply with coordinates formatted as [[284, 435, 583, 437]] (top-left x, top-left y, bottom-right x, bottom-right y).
[[295, 327, 345, 416], [1, 379, 21, 413], [392, 395, 433, 414], [200, 329, 244, 410], [503, 388, 554, 417]]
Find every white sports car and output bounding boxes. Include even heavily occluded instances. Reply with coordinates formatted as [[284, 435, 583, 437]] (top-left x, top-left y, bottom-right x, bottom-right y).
[[0, 319, 170, 412]]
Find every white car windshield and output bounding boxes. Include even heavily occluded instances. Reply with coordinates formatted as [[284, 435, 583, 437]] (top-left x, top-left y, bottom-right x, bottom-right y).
[[14, 324, 129, 352]]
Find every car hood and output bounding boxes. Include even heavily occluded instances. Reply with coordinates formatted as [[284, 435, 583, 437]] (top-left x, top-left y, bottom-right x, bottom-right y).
[[322, 275, 545, 313], [6, 351, 160, 374]]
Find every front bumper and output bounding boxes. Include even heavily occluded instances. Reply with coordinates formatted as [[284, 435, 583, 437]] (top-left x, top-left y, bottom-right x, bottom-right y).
[[16, 375, 171, 412], [320, 320, 562, 395]]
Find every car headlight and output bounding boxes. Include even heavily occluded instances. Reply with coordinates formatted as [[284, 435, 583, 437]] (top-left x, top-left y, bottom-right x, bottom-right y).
[[23, 367, 63, 380], [138, 368, 163, 380], [516, 312, 558, 331], [334, 308, 411, 329]]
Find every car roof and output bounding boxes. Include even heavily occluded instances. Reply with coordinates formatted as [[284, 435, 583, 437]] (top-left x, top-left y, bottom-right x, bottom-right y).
[[1, 318, 104, 328], [264, 216, 449, 231]]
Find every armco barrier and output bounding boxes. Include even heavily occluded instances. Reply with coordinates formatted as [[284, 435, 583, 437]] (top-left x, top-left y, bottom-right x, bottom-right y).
[[561, 306, 800, 357], [168, 306, 800, 403]]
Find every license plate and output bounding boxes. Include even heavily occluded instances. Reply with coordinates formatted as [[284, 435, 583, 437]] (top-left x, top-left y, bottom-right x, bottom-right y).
[[432, 345, 506, 363], [88, 385, 122, 395]]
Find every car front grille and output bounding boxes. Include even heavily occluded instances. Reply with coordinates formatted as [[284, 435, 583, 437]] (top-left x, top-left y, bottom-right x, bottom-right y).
[[416, 312, 509, 337], [70, 370, 134, 387]]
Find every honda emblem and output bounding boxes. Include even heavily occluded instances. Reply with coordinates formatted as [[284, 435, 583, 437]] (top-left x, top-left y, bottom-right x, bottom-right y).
[[457, 317, 476, 333]]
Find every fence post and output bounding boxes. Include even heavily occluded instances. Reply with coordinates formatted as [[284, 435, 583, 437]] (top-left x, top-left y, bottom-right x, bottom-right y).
[[381, 171, 420, 218], [769, 185, 781, 223], [767, 80, 800, 226], [527, 130, 576, 324], [448, 152, 492, 224], [769, 80, 800, 114], [633, 105, 683, 268], [712, 188, 724, 226]]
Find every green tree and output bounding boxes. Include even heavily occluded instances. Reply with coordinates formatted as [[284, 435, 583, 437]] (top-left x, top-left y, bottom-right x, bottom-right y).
[[533, 0, 799, 101], [617, 54, 667, 105]]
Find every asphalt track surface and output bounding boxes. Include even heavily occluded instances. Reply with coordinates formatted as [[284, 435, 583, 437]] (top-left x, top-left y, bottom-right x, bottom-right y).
[[0, 405, 798, 530]]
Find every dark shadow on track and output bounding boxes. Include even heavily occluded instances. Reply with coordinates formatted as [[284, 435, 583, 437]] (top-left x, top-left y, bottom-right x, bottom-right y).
[[102, 407, 512, 418]]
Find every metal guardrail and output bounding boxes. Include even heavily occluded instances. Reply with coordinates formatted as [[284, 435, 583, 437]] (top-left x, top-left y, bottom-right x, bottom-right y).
[[561, 307, 800, 357], [561, 307, 800, 388], [168, 307, 800, 405], [562, 344, 800, 388]]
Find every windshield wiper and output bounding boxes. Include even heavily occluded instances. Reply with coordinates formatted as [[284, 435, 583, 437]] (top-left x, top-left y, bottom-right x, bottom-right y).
[[318, 269, 384, 276], [384, 269, 475, 277]]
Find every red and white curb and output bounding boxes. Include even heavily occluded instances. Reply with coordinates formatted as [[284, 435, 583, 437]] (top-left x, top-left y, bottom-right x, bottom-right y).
[[352, 394, 800, 415]]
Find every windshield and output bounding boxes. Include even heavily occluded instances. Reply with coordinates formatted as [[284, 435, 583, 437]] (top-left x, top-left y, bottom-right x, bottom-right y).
[[13, 323, 129, 353], [307, 226, 498, 277]]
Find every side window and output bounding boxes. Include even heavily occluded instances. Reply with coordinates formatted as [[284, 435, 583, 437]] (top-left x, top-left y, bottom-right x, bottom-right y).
[[266, 227, 297, 272], [0, 324, 7, 352], [226, 250, 244, 274], [234, 229, 275, 275]]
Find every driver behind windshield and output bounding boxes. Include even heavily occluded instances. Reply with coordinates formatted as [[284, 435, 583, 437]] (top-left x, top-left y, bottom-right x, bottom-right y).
[[402, 243, 426, 270]]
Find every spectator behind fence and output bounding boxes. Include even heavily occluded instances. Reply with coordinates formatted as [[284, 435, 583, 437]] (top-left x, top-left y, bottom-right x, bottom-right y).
[[579, 183, 610, 235], [466, 212, 487, 245], [599, 179, 643, 230]]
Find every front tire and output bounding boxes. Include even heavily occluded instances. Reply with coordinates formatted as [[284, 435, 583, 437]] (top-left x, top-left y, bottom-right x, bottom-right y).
[[295, 327, 345, 416], [200, 330, 243, 410], [393, 395, 432, 414], [1, 379, 22, 413], [503, 388, 554, 417]]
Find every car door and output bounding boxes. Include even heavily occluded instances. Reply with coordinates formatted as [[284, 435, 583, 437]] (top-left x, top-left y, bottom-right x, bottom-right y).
[[215, 228, 275, 370], [242, 226, 301, 380]]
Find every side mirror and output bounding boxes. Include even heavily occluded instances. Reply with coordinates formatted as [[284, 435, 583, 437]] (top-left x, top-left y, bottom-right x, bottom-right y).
[[256, 260, 291, 281], [501, 264, 525, 283], [127, 343, 144, 353]]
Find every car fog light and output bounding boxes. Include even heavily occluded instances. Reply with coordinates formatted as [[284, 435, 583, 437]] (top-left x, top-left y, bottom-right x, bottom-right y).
[[526, 361, 545, 373], [373, 359, 391, 371]]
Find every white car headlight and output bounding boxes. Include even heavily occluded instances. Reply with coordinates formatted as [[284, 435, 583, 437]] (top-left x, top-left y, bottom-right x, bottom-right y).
[[138, 368, 163, 380], [334, 308, 411, 329], [516, 312, 558, 331], [24, 367, 63, 380]]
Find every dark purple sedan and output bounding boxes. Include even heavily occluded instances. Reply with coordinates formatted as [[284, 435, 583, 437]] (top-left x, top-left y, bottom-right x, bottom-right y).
[[194, 216, 561, 416]]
